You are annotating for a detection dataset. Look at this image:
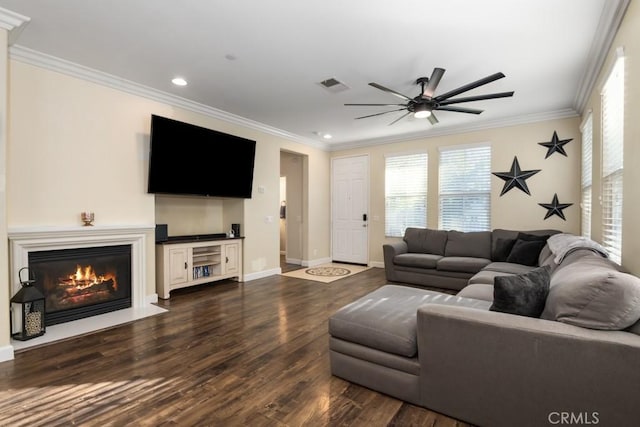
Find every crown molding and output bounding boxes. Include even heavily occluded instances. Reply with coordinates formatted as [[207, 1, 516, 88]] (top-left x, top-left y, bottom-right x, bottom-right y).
[[9, 45, 329, 151], [0, 7, 30, 45], [328, 108, 579, 151], [573, 0, 630, 114]]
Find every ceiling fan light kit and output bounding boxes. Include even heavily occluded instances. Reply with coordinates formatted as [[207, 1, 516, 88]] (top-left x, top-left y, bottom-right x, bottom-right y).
[[346, 68, 514, 126], [413, 103, 432, 119]]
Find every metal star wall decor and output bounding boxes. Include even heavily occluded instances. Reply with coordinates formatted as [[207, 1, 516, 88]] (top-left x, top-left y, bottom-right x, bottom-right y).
[[492, 156, 541, 196], [538, 193, 573, 220], [538, 131, 573, 158]]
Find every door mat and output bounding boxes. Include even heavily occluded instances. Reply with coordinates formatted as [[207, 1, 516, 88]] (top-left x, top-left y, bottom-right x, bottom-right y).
[[281, 263, 371, 283]]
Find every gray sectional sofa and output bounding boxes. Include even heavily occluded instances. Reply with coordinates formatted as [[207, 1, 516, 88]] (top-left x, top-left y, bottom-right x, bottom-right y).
[[330, 228, 640, 427], [383, 227, 560, 290]]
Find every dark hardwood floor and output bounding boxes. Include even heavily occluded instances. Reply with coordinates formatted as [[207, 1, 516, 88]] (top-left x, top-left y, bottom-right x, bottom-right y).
[[0, 267, 471, 426]]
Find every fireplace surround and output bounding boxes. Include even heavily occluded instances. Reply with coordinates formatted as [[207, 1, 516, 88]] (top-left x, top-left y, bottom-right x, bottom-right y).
[[8, 225, 165, 351]]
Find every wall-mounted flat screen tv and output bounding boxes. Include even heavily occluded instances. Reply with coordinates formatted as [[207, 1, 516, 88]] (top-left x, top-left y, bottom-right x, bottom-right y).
[[147, 115, 256, 198]]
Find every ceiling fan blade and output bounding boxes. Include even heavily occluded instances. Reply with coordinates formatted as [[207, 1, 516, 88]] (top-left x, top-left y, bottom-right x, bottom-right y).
[[436, 106, 483, 114], [354, 108, 408, 120], [438, 91, 514, 106], [344, 103, 407, 106], [435, 72, 506, 102], [428, 113, 439, 125], [368, 82, 413, 101], [388, 111, 412, 126], [422, 68, 445, 99]]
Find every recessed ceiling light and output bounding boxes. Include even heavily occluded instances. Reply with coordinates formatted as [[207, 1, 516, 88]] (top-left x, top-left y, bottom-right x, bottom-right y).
[[323, 134, 332, 139], [171, 77, 187, 86]]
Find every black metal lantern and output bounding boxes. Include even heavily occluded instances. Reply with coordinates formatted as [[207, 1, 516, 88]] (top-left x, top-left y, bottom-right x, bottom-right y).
[[10, 267, 46, 341]]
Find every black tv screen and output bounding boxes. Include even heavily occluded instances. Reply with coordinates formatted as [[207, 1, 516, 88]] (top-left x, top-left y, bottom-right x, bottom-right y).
[[147, 115, 256, 198]]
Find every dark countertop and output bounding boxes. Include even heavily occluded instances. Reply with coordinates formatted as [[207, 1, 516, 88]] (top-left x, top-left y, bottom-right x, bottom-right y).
[[157, 234, 244, 244]]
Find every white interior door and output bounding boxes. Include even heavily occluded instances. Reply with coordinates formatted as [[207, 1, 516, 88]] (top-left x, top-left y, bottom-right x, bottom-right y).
[[332, 155, 369, 264]]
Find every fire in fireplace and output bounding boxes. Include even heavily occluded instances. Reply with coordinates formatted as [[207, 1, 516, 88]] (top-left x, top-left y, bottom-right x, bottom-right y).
[[28, 245, 132, 326]]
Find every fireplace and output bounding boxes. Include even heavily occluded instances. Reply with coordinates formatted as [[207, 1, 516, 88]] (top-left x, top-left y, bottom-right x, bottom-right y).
[[29, 245, 132, 326], [5, 225, 166, 353]]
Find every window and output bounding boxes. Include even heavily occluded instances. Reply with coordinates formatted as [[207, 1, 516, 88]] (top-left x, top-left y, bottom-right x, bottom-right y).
[[439, 144, 491, 231], [580, 112, 593, 239], [385, 153, 427, 237], [601, 54, 624, 264]]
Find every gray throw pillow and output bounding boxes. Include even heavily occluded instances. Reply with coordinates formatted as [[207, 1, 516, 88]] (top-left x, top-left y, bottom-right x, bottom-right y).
[[490, 266, 551, 318], [506, 232, 550, 266]]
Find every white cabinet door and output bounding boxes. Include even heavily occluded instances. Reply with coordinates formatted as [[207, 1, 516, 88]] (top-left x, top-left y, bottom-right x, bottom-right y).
[[224, 242, 239, 275], [332, 155, 369, 264], [168, 247, 189, 284]]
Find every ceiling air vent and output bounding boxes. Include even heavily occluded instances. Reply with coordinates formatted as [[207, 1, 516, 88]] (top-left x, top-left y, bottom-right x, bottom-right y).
[[318, 77, 349, 93]]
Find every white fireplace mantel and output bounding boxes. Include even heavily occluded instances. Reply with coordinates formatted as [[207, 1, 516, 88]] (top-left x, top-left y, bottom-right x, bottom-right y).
[[7, 225, 165, 352]]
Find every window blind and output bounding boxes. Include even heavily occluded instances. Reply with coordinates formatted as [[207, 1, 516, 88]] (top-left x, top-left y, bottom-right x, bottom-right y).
[[385, 153, 427, 237], [580, 113, 593, 239], [438, 144, 491, 231], [601, 56, 624, 264]]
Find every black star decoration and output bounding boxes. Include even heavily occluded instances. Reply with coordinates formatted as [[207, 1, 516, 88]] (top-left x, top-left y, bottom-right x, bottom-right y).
[[492, 156, 541, 196], [538, 131, 573, 159], [538, 193, 573, 220]]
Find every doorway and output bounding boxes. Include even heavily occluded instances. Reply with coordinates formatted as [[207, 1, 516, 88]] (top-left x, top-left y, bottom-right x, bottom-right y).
[[331, 155, 369, 265], [280, 151, 304, 269]]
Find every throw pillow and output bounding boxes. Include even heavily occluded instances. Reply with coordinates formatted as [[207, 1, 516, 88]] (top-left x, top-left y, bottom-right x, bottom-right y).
[[493, 237, 517, 262], [490, 266, 551, 318], [506, 233, 550, 266]]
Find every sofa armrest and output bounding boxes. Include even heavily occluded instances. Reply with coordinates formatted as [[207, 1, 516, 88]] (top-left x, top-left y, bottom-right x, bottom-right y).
[[416, 304, 640, 427], [383, 241, 408, 281]]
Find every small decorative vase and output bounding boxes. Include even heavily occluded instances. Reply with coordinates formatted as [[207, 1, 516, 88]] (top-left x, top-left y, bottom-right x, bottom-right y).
[[81, 212, 95, 226]]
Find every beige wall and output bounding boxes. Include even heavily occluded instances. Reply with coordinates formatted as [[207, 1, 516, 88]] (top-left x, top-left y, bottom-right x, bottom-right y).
[[0, 30, 10, 352], [332, 117, 581, 264], [5, 59, 331, 328], [582, 0, 640, 276]]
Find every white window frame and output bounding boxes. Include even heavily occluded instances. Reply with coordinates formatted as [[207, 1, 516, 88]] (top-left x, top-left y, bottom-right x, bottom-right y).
[[438, 143, 492, 232], [600, 50, 625, 264], [580, 112, 593, 239], [384, 152, 428, 237]]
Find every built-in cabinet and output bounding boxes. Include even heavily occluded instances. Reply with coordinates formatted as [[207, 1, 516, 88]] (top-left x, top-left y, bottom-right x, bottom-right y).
[[156, 237, 243, 299]]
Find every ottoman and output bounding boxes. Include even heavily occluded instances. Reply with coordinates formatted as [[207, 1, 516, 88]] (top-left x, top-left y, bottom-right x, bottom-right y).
[[329, 284, 491, 404]]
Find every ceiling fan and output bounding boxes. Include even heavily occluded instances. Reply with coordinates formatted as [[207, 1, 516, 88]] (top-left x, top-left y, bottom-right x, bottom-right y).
[[345, 68, 514, 125]]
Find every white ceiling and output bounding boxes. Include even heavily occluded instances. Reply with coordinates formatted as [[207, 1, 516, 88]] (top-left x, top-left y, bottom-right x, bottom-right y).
[[0, 0, 625, 149]]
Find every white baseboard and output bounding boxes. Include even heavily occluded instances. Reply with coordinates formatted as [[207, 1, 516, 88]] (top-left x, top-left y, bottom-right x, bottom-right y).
[[244, 268, 281, 282], [370, 261, 385, 268], [0, 344, 14, 363], [302, 257, 333, 267], [286, 257, 302, 265]]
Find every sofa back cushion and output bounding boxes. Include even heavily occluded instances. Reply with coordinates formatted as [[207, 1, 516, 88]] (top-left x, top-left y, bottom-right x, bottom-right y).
[[444, 231, 491, 259], [542, 251, 640, 330], [404, 227, 448, 255], [491, 228, 560, 261]]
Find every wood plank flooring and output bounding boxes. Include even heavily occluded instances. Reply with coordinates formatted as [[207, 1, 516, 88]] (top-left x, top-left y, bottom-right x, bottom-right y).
[[0, 267, 472, 427]]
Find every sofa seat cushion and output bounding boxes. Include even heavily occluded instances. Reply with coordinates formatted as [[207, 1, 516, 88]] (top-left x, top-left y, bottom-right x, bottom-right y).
[[329, 284, 491, 358], [483, 262, 536, 275], [468, 269, 515, 285], [457, 284, 494, 302], [542, 252, 640, 330], [393, 253, 442, 269], [436, 257, 491, 274]]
